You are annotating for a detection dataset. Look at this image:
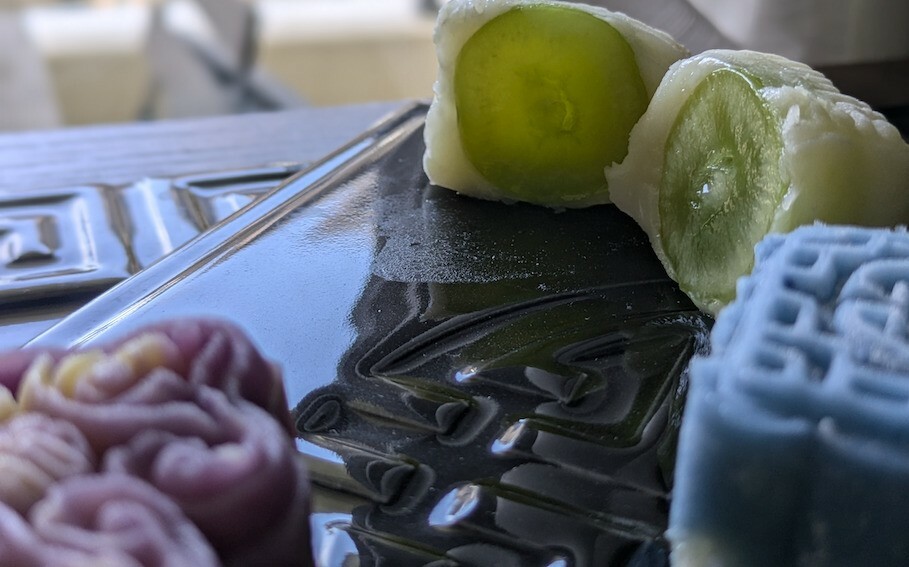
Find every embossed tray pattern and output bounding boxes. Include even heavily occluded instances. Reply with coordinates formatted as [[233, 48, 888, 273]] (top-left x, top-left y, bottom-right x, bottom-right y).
[[19, 104, 711, 566], [0, 165, 301, 349]]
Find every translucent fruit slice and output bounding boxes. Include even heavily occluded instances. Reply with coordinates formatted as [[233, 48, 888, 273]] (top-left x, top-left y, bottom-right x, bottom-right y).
[[424, 0, 688, 209], [607, 49, 909, 315], [659, 69, 785, 308]]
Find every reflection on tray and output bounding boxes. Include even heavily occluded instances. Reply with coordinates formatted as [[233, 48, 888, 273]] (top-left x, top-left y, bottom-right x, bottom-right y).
[[0, 166, 302, 350], [25, 103, 711, 566]]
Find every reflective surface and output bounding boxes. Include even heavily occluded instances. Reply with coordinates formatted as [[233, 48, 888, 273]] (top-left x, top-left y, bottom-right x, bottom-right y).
[[0, 165, 302, 350], [28, 103, 712, 566]]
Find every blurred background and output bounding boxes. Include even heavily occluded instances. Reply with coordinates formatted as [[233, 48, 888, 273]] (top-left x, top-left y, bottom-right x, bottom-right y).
[[0, 0, 442, 131], [0, 0, 906, 132]]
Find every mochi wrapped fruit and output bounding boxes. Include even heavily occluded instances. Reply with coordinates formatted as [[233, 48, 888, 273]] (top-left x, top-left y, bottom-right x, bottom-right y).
[[423, 0, 687, 208], [607, 49, 909, 315]]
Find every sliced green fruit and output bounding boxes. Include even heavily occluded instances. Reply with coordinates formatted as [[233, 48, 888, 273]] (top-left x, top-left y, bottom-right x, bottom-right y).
[[454, 5, 647, 204], [659, 69, 785, 308], [423, 0, 689, 209], [607, 49, 909, 315]]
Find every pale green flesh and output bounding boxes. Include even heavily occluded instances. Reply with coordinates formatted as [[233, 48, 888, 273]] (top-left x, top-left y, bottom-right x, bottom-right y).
[[454, 5, 648, 204], [659, 69, 785, 307]]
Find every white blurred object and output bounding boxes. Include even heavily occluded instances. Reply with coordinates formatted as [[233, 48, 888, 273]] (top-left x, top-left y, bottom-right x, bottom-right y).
[[161, 0, 218, 46], [0, 12, 60, 131], [255, 0, 437, 105], [21, 4, 152, 125], [687, 0, 909, 66], [0, 0, 55, 7]]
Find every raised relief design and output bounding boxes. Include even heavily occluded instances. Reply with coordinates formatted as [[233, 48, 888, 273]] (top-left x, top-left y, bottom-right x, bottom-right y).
[[298, 278, 709, 565], [0, 189, 130, 306], [0, 168, 297, 349], [282, 116, 714, 565], [1, 216, 55, 266], [174, 166, 302, 228]]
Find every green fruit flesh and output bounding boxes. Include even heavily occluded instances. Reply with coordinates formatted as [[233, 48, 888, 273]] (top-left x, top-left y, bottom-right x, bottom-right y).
[[454, 5, 648, 203], [659, 68, 786, 307]]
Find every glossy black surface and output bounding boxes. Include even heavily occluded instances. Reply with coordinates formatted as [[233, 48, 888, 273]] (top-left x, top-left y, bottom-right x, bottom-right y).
[[28, 103, 711, 566], [0, 165, 301, 350]]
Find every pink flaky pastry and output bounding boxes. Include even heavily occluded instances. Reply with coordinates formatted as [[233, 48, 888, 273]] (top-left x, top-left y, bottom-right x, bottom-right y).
[[104, 388, 312, 566], [0, 413, 96, 515], [0, 474, 220, 567]]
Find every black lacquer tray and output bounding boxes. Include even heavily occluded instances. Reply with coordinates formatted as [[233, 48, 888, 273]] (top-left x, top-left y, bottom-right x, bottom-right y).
[[22, 103, 712, 566]]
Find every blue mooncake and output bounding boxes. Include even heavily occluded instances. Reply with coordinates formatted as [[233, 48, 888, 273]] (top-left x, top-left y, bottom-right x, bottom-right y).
[[669, 224, 909, 567]]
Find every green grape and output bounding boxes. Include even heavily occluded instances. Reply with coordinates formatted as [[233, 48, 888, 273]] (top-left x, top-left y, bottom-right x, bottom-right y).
[[423, 0, 688, 209], [659, 69, 785, 308], [453, 5, 647, 205]]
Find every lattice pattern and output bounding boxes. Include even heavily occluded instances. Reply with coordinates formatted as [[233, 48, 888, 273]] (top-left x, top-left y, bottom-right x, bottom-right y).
[[670, 224, 909, 567]]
